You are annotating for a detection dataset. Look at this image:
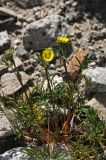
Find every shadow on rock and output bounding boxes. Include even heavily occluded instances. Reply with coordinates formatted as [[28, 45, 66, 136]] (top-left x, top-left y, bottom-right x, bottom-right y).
[[75, 0, 106, 24]]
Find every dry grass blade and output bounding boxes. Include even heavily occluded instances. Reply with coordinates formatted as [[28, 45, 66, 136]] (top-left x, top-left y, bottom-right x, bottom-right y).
[[62, 107, 73, 134], [38, 126, 56, 149], [24, 132, 35, 143]]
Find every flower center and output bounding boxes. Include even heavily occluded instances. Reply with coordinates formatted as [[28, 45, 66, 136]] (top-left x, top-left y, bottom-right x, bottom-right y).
[[45, 53, 51, 59]]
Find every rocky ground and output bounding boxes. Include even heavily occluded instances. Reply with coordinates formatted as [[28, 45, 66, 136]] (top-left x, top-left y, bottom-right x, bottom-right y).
[[0, 0, 106, 159]]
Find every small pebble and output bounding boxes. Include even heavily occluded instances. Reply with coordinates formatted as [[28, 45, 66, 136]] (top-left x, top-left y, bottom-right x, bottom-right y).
[[50, 64, 56, 69], [72, 2, 77, 7], [88, 46, 94, 51]]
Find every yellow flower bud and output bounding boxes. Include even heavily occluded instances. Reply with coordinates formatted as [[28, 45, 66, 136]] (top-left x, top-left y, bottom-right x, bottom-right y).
[[57, 37, 70, 44]]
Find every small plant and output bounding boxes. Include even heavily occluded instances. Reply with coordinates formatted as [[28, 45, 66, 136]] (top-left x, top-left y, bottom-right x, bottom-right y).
[[0, 38, 105, 160], [25, 145, 70, 160]]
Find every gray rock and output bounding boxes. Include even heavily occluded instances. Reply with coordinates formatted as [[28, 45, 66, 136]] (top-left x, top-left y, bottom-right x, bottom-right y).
[[83, 67, 106, 92], [0, 31, 11, 53], [88, 46, 94, 51], [65, 0, 73, 6], [14, 0, 44, 8], [75, 30, 82, 38], [23, 14, 69, 51], [104, 150, 106, 158], [16, 47, 29, 61], [34, 71, 40, 77], [0, 7, 17, 31], [72, 1, 78, 7], [48, 70, 57, 76], [88, 62, 96, 68], [50, 64, 56, 70], [14, 39, 22, 48], [0, 65, 8, 76], [0, 132, 18, 154], [0, 102, 18, 129], [43, 75, 63, 90], [96, 55, 106, 67], [23, 64, 34, 75], [8, 57, 23, 72], [55, 59, 62, 68], [66, 11, 78, 23], [36, 64, 43, 71], [56, 66, 65, 73], [0, 111, 14, 153], [0, 146, 73, 160], [101, 28, 106, 36], [0, 7, 17, 19], [0, 130, 12, 139], [0, 147, 31, 160], [0, 111, 11, 131], [23, 59, 37, 74], [89, 31, 105, 41], [86, 96, 106, 121], [59, 2, 66, 11], [0, 72, 30, 96], [0, 104, 25, 154]]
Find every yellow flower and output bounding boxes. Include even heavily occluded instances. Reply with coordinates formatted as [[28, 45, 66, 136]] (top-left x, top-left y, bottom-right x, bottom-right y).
[[33, 104, 46, 124], [57, 37, 70, 44], [42, 48, 55, 62]]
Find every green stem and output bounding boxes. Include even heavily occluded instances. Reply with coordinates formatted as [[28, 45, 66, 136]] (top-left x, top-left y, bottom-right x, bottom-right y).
[[45, 66, 56, 110], [12, 59, 29, 100], [0, 102, 21, 134], [61, 47, 74, 107], [12, 59, 35, 121], [63, 59, 71, 89], [45, 66, 58, 130], [45, 66, 52, 95], [61, 46, 71, 89]]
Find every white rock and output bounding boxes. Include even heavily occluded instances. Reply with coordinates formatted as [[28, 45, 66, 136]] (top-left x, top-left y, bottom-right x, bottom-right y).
[[104, 150, 106, 157], [88, 46, 94, 51], [88, 62, 96, 67], [0, 130, 12, 139], [14, 39, 21, 46], [83, 67, 106, 92], [8, 57, 23, 72], [0, 146, 73, 160], [0, 72, 30, 96], [86, 97, 106, 121], [0, 111, 11, 131], [72, 2, 77, 7], [43, 75, 63, 90], [0, 65, 8, 76], [0, 31, 11, 52], [0, 147, 31, 160], [101, 28, 106, 34]]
